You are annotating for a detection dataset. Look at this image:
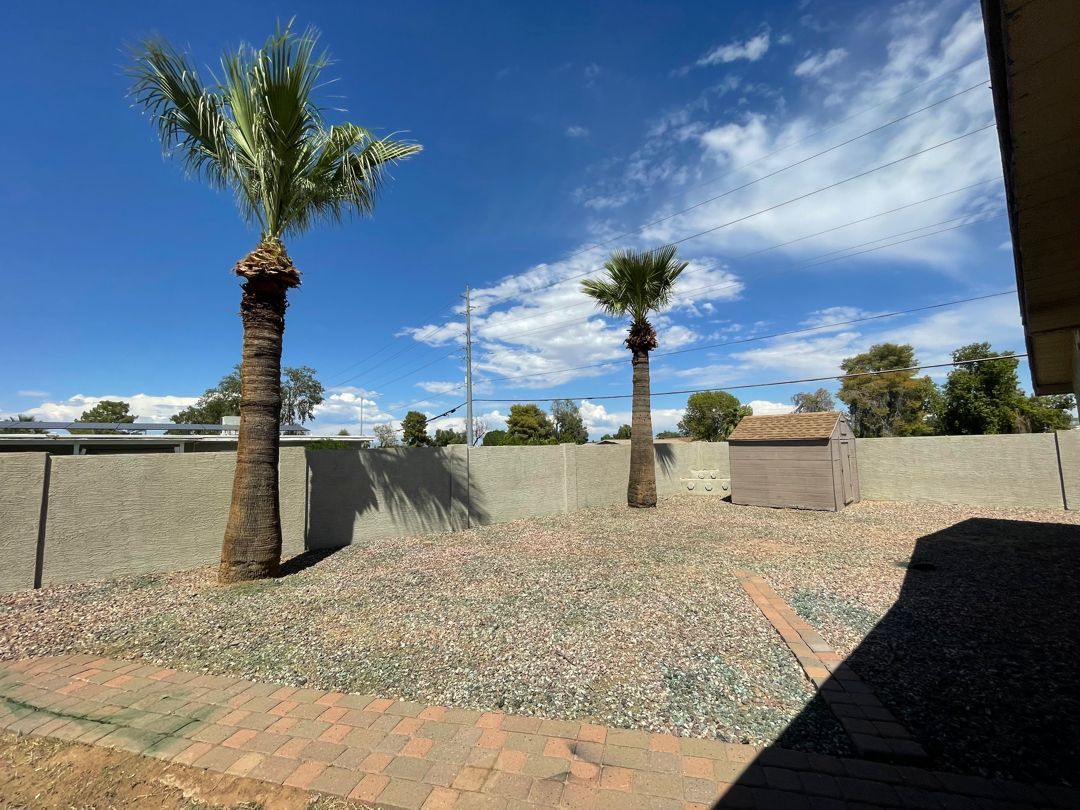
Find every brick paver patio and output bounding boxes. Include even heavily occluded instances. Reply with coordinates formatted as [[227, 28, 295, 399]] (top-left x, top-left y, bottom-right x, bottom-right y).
[[2, 654, 1076, 808]]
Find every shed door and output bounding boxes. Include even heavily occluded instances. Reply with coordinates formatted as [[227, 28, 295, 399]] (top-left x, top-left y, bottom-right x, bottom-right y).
[[840, 439, 856, 504]]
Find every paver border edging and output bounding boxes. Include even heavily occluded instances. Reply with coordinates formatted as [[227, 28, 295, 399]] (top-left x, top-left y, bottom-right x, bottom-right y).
[[735, 569, 928, 764]]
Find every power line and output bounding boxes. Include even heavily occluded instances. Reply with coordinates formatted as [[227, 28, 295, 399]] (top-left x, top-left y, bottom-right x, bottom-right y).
[[470, 289, 1015, 386], [358, 348, 462, 391], [656, 290, 1015, 359], [388, 227, 1010, 405], [324, 302, 460, 384], [393, 402, 467, 432], [661, 123, 996, 249], [466, 120, 994, 334], [473, 354, 1028, 404], [476, 197, 1002, 344], [802, 215, 1002, 269], [731, 177, 1000, 261], [337, 58, 988, 381], [475, 82, 992, 311], [342, 121, 998, 399]]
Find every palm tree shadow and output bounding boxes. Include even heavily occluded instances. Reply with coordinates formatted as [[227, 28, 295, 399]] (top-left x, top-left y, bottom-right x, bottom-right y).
[[715, 516, 1080, 805], [292, 446, 483, 557], [654, 443, 677, 477]]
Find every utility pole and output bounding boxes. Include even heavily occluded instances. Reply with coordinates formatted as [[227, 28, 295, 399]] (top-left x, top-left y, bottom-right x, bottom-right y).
[[465, 285, 474, 446], [360, 397, 364, 438]]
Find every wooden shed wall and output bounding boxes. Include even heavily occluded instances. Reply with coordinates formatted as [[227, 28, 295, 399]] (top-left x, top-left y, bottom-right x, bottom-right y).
[[729, 439, 838, 510]]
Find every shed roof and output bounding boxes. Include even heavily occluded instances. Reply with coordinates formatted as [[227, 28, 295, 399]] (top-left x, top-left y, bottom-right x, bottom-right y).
[[728, 412, 841, 441]]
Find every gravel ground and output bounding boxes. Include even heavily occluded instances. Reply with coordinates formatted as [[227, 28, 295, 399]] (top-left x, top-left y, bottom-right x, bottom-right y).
[[2, 496, 1077, 780]]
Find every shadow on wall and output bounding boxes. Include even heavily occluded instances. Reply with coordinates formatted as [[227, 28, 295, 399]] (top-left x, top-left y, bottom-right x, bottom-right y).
[[655, 443, 677, 477], [301, 447, 485, 553], [716, 517, 1080, 804]]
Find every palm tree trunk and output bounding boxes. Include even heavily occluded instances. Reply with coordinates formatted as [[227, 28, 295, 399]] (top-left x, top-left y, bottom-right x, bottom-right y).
[[219, 242, 299, 583], [628, 348, 657, 507]]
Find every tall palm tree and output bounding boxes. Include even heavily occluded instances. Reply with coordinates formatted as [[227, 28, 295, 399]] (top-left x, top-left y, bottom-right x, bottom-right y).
[[130, 24, 421, 582], [582, 246, 688, 507]]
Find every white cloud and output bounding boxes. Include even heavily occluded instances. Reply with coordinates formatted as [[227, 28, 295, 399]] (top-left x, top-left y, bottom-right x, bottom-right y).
[[416, 380, 467, 396], [579, 400, 686, 437], [401, 250, 744, 391], [637, 5, 998, 267], [566, 125, 589, 138], [581, 192, 633, 211], [727, 295, 1024, 383], [309, 386, 397, 435], [793, 47, 848, 78], [746, 400, 795, 415], [676, 30, 771, 76], [16, 390, 49, 398], [15, 393, 198, 423], [799, 305, 882, 329]]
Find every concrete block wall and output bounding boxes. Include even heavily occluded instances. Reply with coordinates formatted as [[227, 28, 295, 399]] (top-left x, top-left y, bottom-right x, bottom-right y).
[[1, 434, 1078, 592], [1053, 430, 1080, 510], [856, 434, 1066, 509], [38, 449, 309, 586], [304, 446, 468, 549], [0, 454, 49, 592]]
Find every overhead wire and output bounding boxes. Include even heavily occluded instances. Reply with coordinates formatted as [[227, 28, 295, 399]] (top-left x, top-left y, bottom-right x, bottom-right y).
[[476, 203, 1002, 344], [472, 354, 1028, 404], [331, 59, 990, 384], [469, 289, 1016, 386], [474, 81, 992, 311]]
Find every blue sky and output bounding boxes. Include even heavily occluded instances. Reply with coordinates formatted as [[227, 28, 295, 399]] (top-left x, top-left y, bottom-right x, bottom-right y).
[[2, 0, 1024, 437]]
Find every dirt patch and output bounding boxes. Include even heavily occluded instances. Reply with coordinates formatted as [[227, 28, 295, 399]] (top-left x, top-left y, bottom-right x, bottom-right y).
[[0, 733, 367, 810]]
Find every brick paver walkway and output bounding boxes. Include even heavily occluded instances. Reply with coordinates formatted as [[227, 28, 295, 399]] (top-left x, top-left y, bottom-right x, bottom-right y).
[[2, 656, 1076, 808]]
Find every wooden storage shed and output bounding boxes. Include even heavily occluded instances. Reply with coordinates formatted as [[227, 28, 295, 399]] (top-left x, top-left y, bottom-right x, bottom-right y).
[[728, 412, 859, 511]]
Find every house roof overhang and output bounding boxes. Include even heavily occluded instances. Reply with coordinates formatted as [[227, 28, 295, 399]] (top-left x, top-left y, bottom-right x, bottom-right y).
[[982, 0, 1080, 394]]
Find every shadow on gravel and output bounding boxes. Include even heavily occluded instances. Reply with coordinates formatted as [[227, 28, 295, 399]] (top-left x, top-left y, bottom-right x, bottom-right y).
[[278, 547, 343, 577], [304, 447, 485, 551], [716, 517, 1080, 805]]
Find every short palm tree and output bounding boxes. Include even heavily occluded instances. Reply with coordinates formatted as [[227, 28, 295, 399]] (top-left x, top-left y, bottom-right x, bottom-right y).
[[582, 246, 687, 507], [130, 24, 421, 582]]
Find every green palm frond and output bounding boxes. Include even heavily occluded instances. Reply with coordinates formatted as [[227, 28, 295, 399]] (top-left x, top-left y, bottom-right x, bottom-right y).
[[581, 245, 689, 327], [128, 39, 234, 189], [129, 22, 422, 240]]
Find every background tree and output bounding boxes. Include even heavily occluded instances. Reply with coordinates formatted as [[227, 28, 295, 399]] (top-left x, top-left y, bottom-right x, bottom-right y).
[[280, 366, 325, 425], [791, 388, 835, 413], [655, 429, 683, 439], [401, 411, 432, 446], [582, 246, 687, 507], [677, 391, 751, 441], [373, 422, 398, 447], [942, 343, 1074, 434], [837, 343, 938, 437], [170, 365, 324, 432], [505, 404, 555, 444], [551, 399, 589, 444], [1, 414, 47, 434], [471, 417, 488, 446], [433, 428, 466, 446], [130, 24, 420, 583], [337, 428, 350, 436], [482, 429, 508, 446], [601, 424, 632, 441], [70, 400, 137, 435], [1018, 394, 1075, 433]]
